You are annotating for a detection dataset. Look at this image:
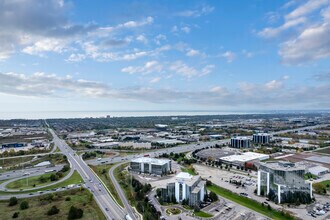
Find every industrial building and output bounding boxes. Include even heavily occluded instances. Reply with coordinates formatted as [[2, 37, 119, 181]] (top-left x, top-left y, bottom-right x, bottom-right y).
[[307, 165, 329, 176], [219, 152, 269, 167], [253, 133, 271, 144], [230, 137, 251, 148], [130, 157, 171, 175], [160, 172, 206, 207], [257, 161, 312, 204]]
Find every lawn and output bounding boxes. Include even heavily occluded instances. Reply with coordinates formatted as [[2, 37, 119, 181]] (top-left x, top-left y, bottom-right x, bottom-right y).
[[0, 156, 34, 169], [181, 167, 197, 176], [194, 211, 213, 218], [89, 164, 124, 207], [0, 188, 105, 220], [6, 169, 70, 190], [207, 184, 295, 220], [320, 180, 330, 189], [166, 208, 181, 215], [0, 170, 83, 195]]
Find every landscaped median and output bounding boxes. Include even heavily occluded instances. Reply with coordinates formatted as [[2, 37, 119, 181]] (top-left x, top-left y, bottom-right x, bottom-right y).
[[0, 171, 83, 195], [193, 211, 213, 218], [89, 164, 124, 207], [207, 184, 295, 220]]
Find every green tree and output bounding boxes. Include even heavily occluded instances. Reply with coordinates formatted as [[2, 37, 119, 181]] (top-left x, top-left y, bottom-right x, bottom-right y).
[[20, 201, 29, 210], [8, 197, 18, 206], [12, 212, 19, 218], [68, 205, 83, 219], [47, 205, 60, 215]]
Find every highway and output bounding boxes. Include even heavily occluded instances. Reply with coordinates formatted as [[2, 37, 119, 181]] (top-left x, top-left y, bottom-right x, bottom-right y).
[[109, 162, 137, 220], [49, 129, 126, 220]]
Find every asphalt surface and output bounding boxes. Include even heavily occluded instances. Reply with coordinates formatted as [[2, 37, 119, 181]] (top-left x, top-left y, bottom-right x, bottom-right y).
[[0, 165, 68, 192], [109, 162, 137, 220], [0, 164, 64, 181], [49, 129, 126, 220]]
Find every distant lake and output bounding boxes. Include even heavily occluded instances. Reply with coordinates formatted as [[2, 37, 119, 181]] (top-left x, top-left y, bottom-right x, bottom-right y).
[[0, 110, 327, 120]]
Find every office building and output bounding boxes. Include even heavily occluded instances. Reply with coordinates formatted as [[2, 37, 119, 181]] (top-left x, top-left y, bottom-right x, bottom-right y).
[[257, 161, 312, 204], [230, 137, 251, 148], [130, 157, 171, 175], [253, 133, 271, 144], [160, 172, 206, 207]]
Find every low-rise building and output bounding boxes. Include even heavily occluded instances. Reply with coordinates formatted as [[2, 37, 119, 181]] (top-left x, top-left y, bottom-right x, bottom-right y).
[[257, 161, 312, 204], [219, 152, 269, 167], [130, 157, 171, 175], [308, 165, 329, 176], [160, 172, 206, 207]]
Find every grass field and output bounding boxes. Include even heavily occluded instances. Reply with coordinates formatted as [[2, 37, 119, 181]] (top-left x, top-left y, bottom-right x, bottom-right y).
[[181, 167, 197, 175], [89, 164, 124, 207], [0, 156, 34, 169], [320, 180, 330, 190], [194, 211, 213, 218], [0, 170, 83, 195], [207, 184, 295, 220], [6, 170, 70, 190], [0, 188, 105, 220]]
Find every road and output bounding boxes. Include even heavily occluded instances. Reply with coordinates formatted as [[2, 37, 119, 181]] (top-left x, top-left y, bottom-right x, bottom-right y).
[[49, 129, 126, 220], [0, 164, 64, 181], [109, 162, 137, 220]]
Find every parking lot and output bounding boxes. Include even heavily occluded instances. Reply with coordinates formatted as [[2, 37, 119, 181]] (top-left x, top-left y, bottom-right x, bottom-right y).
[[194, 164, 330, 220]]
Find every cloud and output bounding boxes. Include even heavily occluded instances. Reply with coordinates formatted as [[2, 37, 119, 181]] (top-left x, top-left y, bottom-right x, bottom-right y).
[[136, 34, 148, 44], [221, 51, 236, 63], [0, 72, 329, 109], [121, 61, 162, 74], [154, 34, 166, 45], [186, 49, 200, 57], [259, 0, 330, 64], [169, 61, 213, 78], [117, 16, 153, 28], [176, 5, 214, 17], [279, 8, 330, 64], [149, 77, 161, 84], [181, 26, 191, 33]]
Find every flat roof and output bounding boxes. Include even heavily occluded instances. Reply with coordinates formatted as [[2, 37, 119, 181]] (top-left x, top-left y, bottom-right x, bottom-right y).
[[231, 136, 251, 140], [308, 166, 329, 173], [261, 161, 306, 171], [131, 157, 170, 165], [220, 152, 269, 162], [175, 172, 200, 186]]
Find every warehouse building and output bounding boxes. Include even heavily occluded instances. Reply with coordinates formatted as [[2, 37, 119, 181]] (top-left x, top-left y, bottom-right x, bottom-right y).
[[308, 165, 329, 176], [130, 157, 171, 175], [219, 152, 269, 167], [160, 172, 206, 207]]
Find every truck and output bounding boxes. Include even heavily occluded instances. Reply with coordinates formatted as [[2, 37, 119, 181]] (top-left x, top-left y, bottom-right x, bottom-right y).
[[44, 170, 55, 173], [125, 215, 133, 220]]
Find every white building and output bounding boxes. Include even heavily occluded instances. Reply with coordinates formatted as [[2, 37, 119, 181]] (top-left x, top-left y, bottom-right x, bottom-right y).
[[219, 152, 269, 166], [160, 172, 206, 207], [308, 166, 329, 176], [130, 157, 171, 175]]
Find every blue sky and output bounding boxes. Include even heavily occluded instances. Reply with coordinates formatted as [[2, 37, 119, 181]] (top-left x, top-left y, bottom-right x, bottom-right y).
[[0, 0, 329, 112]]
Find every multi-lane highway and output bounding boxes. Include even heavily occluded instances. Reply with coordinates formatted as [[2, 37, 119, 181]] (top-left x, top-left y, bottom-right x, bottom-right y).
[[49, 129, 126, 220]]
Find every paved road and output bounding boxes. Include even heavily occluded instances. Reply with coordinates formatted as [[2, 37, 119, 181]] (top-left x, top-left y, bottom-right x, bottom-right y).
[[49, 129, 126, 220], [109, 162, 137, 220], [0, 164, 64, 181], [0, 165, 70, 192]]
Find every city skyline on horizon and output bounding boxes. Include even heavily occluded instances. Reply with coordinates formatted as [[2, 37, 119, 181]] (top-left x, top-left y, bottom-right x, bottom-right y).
[[1, 0, 330, 112]]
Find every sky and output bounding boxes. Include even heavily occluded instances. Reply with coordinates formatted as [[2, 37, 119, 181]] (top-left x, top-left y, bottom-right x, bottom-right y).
[[0, 0, 330, 112]]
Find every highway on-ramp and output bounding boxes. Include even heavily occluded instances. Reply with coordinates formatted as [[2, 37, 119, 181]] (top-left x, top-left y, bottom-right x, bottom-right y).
[[49, 129, 126, 220]]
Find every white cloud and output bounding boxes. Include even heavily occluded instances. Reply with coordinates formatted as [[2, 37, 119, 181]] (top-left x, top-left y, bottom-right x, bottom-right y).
[[22, 38, 67, 55], [221, 51, 236, 63], [264, 80, 283, 90], [118, 16, 154, 28], [154, 34, 166, 45], [186, 49, 200, 57], [149, 77, 161, 84], [285, 0, 328, 20], [181, 26, 191, 33], [136, 34, 148, 44], [176, 5, 214, 17], [121, 61, 162, 74]]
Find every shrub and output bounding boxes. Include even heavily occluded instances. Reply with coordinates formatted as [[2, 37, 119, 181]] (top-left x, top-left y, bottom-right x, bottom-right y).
[[12, 212, 19, 218], [65, 197, 71, 201], [8, 197, 18, 206], [20, 201, 29, 210], [47, 205, 60, 215], [68, 205, 83, 219]]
